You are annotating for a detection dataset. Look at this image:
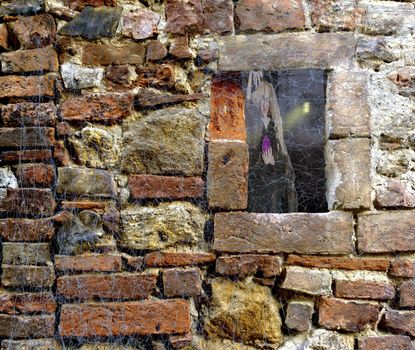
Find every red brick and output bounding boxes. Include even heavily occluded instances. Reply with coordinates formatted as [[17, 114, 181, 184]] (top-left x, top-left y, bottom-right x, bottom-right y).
[[57, 273, 157, 301], [60, 94, 133, 124], [2, 265, 55, 288], [319, 297, 381, 332], [53, 141, 70, 166], [358, 336, 412, 350], [335, 280, 395, 300], [400, 281, 415, 308], [235, 0, 305, 32], [381, 310, 415, 337], [15, 164, 54, 187], [0, 188, 56, 216], [144, 252, 216, 267], [390, 259, 415, 278], [82, 43, 145, 66], [1, 46, 59, 73], [0, 314, 54, 338], [55, 254, 122, 273], [0, 218, 54, 242], [136, 64, 175, 89], [7, 14, 56, 49], [129, 175, 204, 200], [163, 268, 202, 297], [209, 75, 245, 141], [123, 255, 144, 271], [0, 291, 56, 315], [0, 150, 52, 163], [287, 254, 390, 271], [1, 102, 56, 127], [166, 0, 204, 35], [216, 255, 282, 277], [0, 127, 55, 148], [0, 75, 56, 98], [59, 300, 191, 337]]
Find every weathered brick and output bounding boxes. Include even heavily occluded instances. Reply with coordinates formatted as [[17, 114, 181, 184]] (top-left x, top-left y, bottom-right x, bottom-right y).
[[285, 301, 314, 332], [400, 281, 415, 308], [0, 150, 52, 163], [170, 333, 193, 349], [390, 259, 415, 278], [2, 243, 51, 265], [334, 280, 395, 300], [0, 188, 56, 216], [381, 310, 415, 337], [59, 300, 191, 337], [209, 75, 245, 141], [7, 14, 56, 49], [146, 40, 168, 61], [67, 0, 117, 10], [0, 23, 8, 50], [0, 218, 54, 242], [15, 164, 54, 187], [235, 0, 305, 32], [136, 64, 175, 89], [82, 43, 145, 66], [61, 201, 108, 210], [0, 128, 55, 148], [203, 0, 233, 34], [144, 252, 216, 267], [1, 339, 60, 350], [2, 265, 55, 288], [60, 94, 132, 124], [165, 0, 204, 35], [358, 211, 415, 253], [282, 266, 332, 296], [287, 254, 390, 272], [216, 255, 282, 278], [57, 273, 157, 301], [213, 211, 353, 254], [163, 268, 202, 297], [327, 71, 370, 138], [0, 290, 56, 314], [0, 314, 54, 338], [53, 140, 70, 167], [122, 255, 144, 271], [319, 298, 381, 332], [170, 36, 192, 59], [121, 10, 159, 40], [55, 254, 122, 273], [1, 102, 56, 127], [358, 335, 412, 350], [129, 175, 204, 200], [0, 75, 55, 98], [219, 33, 356, 71], [208, 141, 248, 210], [56, 167, 116, 198], [1, 46, 58, 73], [376, 180, 415, 208], [326, 139, 371, 209], [136, 90, 206, 108]]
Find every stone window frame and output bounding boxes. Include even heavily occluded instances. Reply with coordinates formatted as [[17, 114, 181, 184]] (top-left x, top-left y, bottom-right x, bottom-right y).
[[207, 32, 372, 213]]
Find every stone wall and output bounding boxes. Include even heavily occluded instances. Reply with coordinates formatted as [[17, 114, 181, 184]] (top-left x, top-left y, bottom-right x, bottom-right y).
[[0, 0, 414, 349]]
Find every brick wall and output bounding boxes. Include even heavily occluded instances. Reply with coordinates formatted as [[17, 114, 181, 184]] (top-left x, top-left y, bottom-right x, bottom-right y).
[[0, 0, 414, 349]]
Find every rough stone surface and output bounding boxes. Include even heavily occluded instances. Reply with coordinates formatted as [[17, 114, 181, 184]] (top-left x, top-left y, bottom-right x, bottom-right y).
[[214, 211, 353, 254], [1, 46, 58, 73], [61, 62, 104, 90], [57, 273, 157, 301], [358, 336, 412, 350], [121, 107, 206, 176], [136, 89, 206, 108], [0, 290, 56, 315], [0, 23, 8, 50], [59, 6, 122, 39], [146, 40, 168, 61], [390, 259, 415, 278], [170, 36, 192, 59], [235, 0, 305, 32], [285, 301, 314, 332], [326, 138, 371, 209], [203, 0, 233, 34], [279, 329, 354, 350], [1, 103, 56, 127], [381, 310, 415, 337], [60, 94, 132, 123], [121, 10, 159, 40], [120, 202, 205, 251], [208, 141, 248, 210], [282, 266, 332, 296], [219, 33, 356, 71], [55, 254, 122, 272], [0, 0, 44, 16], [376, 180, 415, 208], [163, 268, 202, 297], [327, 71, 370, 138], [216, 255, 282, 278], [357, 211, 415, 253], [2, 265, 55, 288], [0, 75, 55, 98], [400, 281, 415, 308], [56, 167, 116, 198], [205, 279, 283, 345], [129, 175, 204, 200], [59, 300, 190, 337], [0, 188, 56, 216], [66, 0, 116, 10], [0, 150, 52, 163], [15, 164, 54, 187], [8, 14, 56, 49], [144, 252, 216, 267], [0, 127, 55, 148], [0, 314, 54, 338], [319, 298, 381, 332], [0, 167, 17, 200], [82, 43, 145, 66], [1, 339, 60, 350], [335, 280, 395, 300], [0, 218, 54, 242], [165, 0, 204, 35], [2, 243, 51, 265]]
